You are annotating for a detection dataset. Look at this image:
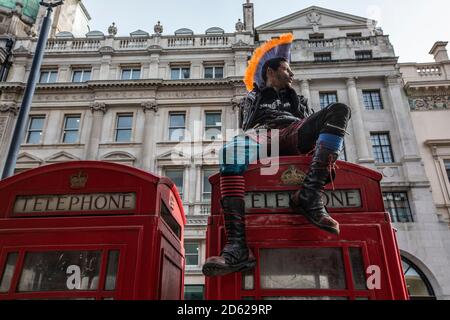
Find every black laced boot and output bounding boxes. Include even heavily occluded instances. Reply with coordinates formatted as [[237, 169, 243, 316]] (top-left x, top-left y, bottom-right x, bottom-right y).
[[202, 197, 256, 277], [290, 144, 340, 235]]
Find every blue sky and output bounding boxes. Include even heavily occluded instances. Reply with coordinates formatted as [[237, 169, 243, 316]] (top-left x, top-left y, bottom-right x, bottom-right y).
[[82, 0, 450, 62]]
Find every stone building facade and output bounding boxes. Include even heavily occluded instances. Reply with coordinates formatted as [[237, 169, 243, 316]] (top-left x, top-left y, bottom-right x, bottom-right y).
[[0, 2, 449, 299]]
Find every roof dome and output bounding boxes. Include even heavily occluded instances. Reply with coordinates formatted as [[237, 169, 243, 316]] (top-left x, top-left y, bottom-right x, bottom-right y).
[[0, 0, 40, 21]]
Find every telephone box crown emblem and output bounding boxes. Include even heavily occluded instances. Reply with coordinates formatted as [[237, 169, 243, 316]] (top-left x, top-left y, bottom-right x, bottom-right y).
[[70, 171, 88, 189], [281, 166, 306, 186]]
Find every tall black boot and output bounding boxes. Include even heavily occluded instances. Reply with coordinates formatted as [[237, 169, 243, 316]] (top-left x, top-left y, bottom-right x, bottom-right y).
[[202, 197, 256, 277], [290, 144, 340, 235]]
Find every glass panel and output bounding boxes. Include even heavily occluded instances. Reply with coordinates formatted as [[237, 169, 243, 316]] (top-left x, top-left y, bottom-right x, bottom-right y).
[[206, 113, 221, 126], [203, 169, 216, 199], [171, 68, 180, 80], [105, 251, 119, 291], [185, 243, 199, 266], [184, 285, 204, 300], [0, 253, 19, 293], [121, 70, 131, 80], [27, 131, 42, 144], [260, 248, 346, 290], [72, 71, 82, 82], [48, 72, 58, 83], [445, 160, 450, 182], [63, 131, 78, 144], [116, 129, 132, 142], [242, 269, 255, 291], [117, 115, 132, 129], [17, 251, 102, 292], [65, 117, 80, 130], [205, 67, 214, 79], [182, 68, 190, 79], [83, 71, 91, 82], [30, 118, 45, 130], [205, 128, 222, 140], [169, 129, 185, 142], [349, 248, 367, 290], [39, 72, 48, 83], [166, 169, 184, 196], [170, 114, 185, 127], [215, 67, 224, 79], [131, 69, 141, 80]]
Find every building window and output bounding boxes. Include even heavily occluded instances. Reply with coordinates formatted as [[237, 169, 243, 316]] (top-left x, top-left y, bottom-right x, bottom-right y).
[[355, 50, 373, 60], [165, 168, 184, 199], [204, 66, 224, 79], [62, 115, 81, 144], [444, 160, 450, 183], [347, 33, 362, 38], [115, 114, 133, 142], [363, 90, 383, 110], [26, 116, 45, 144], [402, 257, 436, 300], [314, 52, 332, 62], [319, 92, 338, 109], [169, 113, 186, 142], [72, 69, 91, 82], [370, 132, 394, 163], [121, 68, 141, 80], [204, 112, 222, 140], [202, 168, 217, 201], [309, 33, 324, 39], [185, 242, 200, 266], [171, 67, 190, 80], [39, 70, 58, 83], [383, 192, 414, 223], [184, 285, 204, 300]]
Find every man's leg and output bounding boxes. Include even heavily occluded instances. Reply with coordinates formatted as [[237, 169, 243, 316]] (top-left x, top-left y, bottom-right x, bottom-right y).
[[291, 103, 352, 235], [202, 135, 259, 277]]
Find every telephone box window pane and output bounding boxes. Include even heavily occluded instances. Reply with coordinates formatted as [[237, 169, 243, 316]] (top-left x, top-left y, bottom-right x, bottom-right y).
[[260, 248, 346, 290], [0, 253, 19, 293], [105, 251, 120, 291], [17, 251, 102, 292], [242, 269, 255, 291], [349, 248, 367, 290]]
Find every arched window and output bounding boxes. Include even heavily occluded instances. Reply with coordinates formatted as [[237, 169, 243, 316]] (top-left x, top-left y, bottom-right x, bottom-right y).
[[402, 257, 436, 300]]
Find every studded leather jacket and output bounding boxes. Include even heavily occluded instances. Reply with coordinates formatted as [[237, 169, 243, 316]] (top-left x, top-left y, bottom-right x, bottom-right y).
[[240, 86, 312, 131]]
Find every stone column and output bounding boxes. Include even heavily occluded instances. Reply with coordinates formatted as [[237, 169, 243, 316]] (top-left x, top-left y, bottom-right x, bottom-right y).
[[0, 103, 19, 176], [300, 79, 311, 106], [346, 78, 372, 163], [141, 101, 158, 172], [385, 75, 421, 158], [85, 102, 107, 160], [231, 97, 241, 131]]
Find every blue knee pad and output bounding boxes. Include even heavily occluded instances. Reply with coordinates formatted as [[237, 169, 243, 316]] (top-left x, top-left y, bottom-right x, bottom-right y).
[[220, 135, 260, 176]]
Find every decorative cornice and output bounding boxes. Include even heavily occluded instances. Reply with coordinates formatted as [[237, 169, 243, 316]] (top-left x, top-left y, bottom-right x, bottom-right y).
[[0, 103, 19, 115], [90, 102, 107, 114], [409, 95, 450, 111]]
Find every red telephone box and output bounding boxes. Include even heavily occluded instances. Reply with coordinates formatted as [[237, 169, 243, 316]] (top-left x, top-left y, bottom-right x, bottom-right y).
[[0, 161, 186, 300], [205, 156, 409, 300]]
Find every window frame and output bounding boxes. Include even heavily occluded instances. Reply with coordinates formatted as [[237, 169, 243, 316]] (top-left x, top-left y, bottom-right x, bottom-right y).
[[62, 114, 81, 144], [363, 90, 384, 110], [370, 132, 395, 164], [168, 112, 186, 142], [185, 242, 200, 267], [314, 52, 332, 62], [319, 91, 338, 110], [204, 111, 222, 141], [39, 70, 58, 84], [26, 115, 46, 144], [164, 168, 185, 200], [72, 69, 92, 83], [383, 192, 414, 223], [114, 113, 134, 143], [355, 50, 373, 60], [170, 67, 191, 80], [121, 68, 141, 80], [204, 66, 224, 79], [202, 167, 218, 202]]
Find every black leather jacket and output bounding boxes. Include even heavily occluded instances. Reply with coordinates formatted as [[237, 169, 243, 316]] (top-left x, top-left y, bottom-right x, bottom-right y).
[[240, 86, 312, 131]]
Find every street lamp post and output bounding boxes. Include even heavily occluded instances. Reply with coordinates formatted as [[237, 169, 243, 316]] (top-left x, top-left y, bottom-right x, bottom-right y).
[[1, 0, 64, 179]]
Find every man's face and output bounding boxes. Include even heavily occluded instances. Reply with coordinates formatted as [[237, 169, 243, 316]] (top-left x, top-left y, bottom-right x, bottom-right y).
[[269, 61, 294, 89]]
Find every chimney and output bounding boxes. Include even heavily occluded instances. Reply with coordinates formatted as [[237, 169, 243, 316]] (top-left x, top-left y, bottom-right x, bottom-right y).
[[243, 0, 254, 33], [429, 41, 449, 63]]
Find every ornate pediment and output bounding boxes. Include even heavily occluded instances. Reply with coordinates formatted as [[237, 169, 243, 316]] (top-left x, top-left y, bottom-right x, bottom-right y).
[[257, 6, 371, 31], [45, 152, 80, 163], [17, 153, 43, 164], [157, 150, 189, 161], [102, 152, 136, 161]]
